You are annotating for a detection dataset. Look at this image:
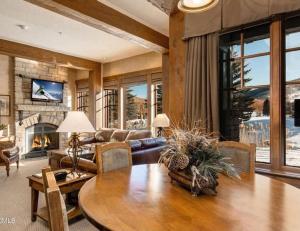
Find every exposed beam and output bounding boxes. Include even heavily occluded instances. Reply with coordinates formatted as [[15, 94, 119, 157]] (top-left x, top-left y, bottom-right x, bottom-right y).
[[25, 0, 169, 51], [0, 39, 99, 70]]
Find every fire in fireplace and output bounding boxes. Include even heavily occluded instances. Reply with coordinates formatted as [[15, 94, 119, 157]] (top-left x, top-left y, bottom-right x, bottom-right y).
[[25, 123, 59, 158]]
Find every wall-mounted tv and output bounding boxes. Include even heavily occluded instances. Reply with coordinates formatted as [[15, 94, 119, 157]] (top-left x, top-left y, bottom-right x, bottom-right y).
[[31, 79, 64, 103]]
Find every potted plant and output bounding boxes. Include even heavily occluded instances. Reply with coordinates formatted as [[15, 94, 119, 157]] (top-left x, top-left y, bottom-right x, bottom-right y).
[[159, 124, 240, 196], [0, 124, 7, 137]]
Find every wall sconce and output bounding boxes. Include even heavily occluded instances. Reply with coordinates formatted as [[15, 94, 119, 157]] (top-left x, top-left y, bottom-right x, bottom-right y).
[[18, 110, 23, 126]]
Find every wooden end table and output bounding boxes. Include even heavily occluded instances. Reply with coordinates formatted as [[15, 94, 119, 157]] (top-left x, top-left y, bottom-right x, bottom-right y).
[[27, 169, 95, 223]]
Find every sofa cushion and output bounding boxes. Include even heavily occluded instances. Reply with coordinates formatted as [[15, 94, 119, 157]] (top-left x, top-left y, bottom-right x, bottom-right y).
[[95, 129, 115, 142], [155, 137, 167, 146], [126, 140, 142, 151], [139, 137, 167, 149], [140, 138, 158, 148], [110, 130, 130, 142], [126, 130, 152, 141]]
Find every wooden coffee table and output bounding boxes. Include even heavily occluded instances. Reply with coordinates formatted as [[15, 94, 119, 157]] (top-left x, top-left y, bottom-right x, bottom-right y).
[[27, 169, 95, 223]]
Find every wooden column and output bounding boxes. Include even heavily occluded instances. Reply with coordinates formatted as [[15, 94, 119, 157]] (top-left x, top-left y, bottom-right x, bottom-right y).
[[270, 19, 284, 170], [88, 64, 101, 126], [166, 11, 186, 125]]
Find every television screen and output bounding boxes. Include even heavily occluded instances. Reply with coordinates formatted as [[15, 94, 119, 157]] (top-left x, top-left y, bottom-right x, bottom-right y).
[[31, 79, 64, 103]]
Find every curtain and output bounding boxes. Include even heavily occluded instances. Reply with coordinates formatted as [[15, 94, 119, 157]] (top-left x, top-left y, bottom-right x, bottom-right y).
[[184, 33, 219, 133]]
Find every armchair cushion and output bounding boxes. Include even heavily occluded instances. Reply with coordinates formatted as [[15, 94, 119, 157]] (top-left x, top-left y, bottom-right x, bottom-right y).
[[2, 147, 19, 158], [0, 141, 14, 151]]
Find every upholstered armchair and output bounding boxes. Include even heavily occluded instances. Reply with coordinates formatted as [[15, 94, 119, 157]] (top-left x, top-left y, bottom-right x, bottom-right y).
[[0, 141, 20, 176]]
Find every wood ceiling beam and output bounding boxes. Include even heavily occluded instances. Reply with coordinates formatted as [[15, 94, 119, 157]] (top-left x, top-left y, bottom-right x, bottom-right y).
[[25, 0, 169, 51], [0, 39, 99, 70]]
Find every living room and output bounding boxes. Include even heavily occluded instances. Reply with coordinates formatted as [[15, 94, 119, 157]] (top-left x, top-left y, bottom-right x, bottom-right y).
[[1, 0, 300, 231]]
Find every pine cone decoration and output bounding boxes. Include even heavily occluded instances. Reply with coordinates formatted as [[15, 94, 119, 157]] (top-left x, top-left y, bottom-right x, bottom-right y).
[[169, 154, 189, 171]]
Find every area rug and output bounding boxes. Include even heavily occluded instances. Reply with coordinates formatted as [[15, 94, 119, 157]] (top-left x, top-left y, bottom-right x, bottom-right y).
[[0, 158, 97, 231]]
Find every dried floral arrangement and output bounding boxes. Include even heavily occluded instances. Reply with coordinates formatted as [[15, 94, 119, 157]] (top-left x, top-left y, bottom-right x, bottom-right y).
[[159, 123, 240, 196]]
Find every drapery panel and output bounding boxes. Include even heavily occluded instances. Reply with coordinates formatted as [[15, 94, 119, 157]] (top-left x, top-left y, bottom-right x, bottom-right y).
[[184, 0, 300, 39], [184, 33, 219, 133]]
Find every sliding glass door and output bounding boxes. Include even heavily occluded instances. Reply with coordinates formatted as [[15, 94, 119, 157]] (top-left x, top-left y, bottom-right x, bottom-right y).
[[220, 25, 271, 163], [285, 17, 300, 167]]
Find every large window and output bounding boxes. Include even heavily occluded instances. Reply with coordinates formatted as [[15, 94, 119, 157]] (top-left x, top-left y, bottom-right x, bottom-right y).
[[124, 83, 148, 130], [220, 25, 271, 163]]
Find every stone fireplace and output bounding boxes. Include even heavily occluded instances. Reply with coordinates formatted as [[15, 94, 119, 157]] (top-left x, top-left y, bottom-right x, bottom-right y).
[[14, 58, 73, 157]]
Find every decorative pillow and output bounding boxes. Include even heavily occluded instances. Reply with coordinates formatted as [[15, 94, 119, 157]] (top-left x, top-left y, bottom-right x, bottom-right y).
[[126, 130, 152, 141], [110, 130, 130, 142], [126, 140, 142, 151], [95, 129, 115, 142]]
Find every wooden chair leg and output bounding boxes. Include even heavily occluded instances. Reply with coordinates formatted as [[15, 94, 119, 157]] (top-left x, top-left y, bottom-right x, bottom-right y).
[[16, 160, 19, 169], [6, 164, 10, 176]]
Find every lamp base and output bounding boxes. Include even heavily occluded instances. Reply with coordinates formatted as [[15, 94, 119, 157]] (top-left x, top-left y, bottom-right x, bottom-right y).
[[157, 127, 163, 137], [67, 133, 83, 177]]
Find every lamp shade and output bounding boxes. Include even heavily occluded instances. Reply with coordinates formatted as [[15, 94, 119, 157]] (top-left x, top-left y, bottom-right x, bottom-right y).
[[152, 113, 170, 128], [56, 111, 96, 133]]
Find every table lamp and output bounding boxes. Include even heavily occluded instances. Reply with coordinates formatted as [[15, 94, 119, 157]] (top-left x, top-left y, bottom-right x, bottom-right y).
[[152, 113, 170, 137], [57, 111, 96, 173]]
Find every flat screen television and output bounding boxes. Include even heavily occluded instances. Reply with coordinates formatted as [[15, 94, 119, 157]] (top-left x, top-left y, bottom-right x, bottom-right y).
[[31, 79, 64, 103]]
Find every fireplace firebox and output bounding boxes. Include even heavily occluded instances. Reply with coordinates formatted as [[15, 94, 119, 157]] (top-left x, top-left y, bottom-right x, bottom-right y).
[[25, 123, 59, 158]]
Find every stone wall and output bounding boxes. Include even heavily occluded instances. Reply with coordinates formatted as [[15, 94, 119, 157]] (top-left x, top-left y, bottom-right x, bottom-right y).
[[14, 58, 71, 156]]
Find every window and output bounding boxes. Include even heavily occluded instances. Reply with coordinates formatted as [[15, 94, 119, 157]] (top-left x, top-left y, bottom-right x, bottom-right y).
[[103, 89, 118, 128], [102, 70, 163, 132], [285, 17, 300, 167], [76, 91, 89, 113], [153, 82, 163, 116], [220, 25, 271, 163], [124, 83, 148, 130]]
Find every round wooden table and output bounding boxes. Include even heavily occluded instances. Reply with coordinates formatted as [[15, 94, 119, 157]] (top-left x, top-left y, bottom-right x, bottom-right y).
[[79, 164, 300, 231]]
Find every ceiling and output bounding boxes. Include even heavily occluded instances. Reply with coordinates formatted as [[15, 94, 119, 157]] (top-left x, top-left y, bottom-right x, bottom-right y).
[[0, 0, 169, 63], [98, 0, 169, 36]]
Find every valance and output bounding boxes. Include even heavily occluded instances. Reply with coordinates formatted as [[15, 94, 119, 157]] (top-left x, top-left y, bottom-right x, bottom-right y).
[[184, 0, 300, 39]]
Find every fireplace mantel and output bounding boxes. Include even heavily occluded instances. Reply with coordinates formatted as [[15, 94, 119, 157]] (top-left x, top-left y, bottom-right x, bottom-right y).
[[16, 104, 70, 112]]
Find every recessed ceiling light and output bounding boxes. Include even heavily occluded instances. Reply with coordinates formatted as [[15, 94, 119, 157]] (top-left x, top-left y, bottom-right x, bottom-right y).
[[178, 0, 219, 13], [16, 24, 29, 30]]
